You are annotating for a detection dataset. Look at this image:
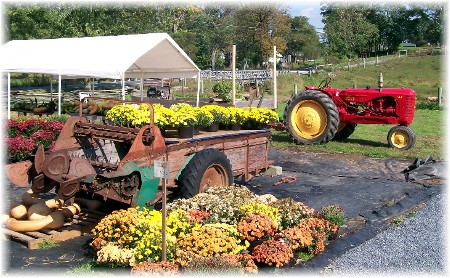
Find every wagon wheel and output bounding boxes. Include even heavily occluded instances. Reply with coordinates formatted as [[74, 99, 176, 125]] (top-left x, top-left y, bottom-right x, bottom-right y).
[[387, 125, 416, 150], [177, 149, 233, 198], [284, 90, 339, 144], [333, 123, 357, 140]]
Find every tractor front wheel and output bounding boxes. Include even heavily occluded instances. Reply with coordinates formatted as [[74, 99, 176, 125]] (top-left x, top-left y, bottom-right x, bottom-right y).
[[178, 149, 233, 198], [387, 125, 416, 150], [284, 90, 339, 144]]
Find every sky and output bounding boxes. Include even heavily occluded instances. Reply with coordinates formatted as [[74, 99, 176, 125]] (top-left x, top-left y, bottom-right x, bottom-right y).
[[285, 1, 325, 30]]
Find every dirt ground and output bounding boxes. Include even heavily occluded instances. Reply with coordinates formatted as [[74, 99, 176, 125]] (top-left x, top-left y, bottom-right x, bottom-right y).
[[2, 149, 444, 274]]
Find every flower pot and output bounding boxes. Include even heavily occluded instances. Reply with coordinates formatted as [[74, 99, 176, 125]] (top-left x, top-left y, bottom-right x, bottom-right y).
[[177, 126, 194, 139], [230, 123, 241, 131], [219, 123, 229, 130], [203, 122, 219, 132], [193, 125, 200, 135]]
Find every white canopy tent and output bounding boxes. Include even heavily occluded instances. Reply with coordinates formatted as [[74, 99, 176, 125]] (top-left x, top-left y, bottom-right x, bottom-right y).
[[0, 33, 201, 118]]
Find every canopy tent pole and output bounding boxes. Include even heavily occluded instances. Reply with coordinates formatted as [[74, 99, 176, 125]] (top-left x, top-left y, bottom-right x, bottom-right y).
[[196, 72, 200, 107], [140, 72, 144, 101], [121, 73, 125, 100], [232, 44, 236, 106], [273, 45, 277, 109], [50, 76, 53, 101], [58, 75, 62, 116], [7, 73, 11, 119]]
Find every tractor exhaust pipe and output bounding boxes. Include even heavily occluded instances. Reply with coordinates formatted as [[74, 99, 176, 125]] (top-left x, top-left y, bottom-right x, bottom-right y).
[[379, 73, 384, 92]]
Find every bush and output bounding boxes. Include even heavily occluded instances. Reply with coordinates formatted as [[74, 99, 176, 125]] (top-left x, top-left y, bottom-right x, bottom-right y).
[[212, 81, 243, 102], [251, 239, 293, 267], [319, 205, 346, 227], [270, 198, 314, 229], [297, 218, 339, 254], [183, 256, 243, 274], [6, 118, 64, 162], [131, 261, 179, 276], [90, 186, 342, 270], [176, 224, 248, 257], [415, 102, 443, 110], [237, 213, 277, 241]]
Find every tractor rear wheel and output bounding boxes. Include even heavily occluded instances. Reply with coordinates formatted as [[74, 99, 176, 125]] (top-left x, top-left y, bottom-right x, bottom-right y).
[[284, 90, 339, 144], [178, 149, 233, 198], [387, 125, 416, 150], [333, 123, 357, 140]]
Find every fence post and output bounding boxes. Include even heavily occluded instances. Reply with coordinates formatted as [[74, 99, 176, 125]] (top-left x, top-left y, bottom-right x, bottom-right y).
[[348, 60, 350, 71], [201, 79, 204, 95], [376, 55, 379, 65], [363, 58, 366, 69], [438, 87, 443, 107], [294, 84, 298, 96]]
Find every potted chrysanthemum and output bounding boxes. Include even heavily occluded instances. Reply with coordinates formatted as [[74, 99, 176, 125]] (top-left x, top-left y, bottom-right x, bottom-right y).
[[168, 109, 197, 139], [202, 105, 229, 132]]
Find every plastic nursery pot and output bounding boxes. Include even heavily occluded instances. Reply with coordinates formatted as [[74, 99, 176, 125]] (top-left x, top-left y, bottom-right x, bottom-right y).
[[178, 126, 194, 139], [230, 123, 241, 131], [193, 125, 200, 135], [203, 122, 219, 132], [219, 123, 229, 130]]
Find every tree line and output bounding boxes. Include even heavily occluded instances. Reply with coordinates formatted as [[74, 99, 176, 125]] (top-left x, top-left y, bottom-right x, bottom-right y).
[[4, 2, 444, 70]]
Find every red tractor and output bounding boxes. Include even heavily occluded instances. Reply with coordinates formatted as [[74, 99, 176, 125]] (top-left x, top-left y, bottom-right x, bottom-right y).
[[283, 74, 416, 150]]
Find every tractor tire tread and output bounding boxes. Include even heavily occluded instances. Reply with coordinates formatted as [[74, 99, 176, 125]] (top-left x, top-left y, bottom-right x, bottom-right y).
[[333, 123, 357, 140], [178, 148, 233, 198]]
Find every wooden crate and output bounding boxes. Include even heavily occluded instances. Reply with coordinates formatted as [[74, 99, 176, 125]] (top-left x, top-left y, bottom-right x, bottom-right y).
[[2, 208, 108, 250]]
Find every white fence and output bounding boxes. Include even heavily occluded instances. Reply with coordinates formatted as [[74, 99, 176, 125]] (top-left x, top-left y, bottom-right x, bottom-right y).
[[200, 69, 313, 81]]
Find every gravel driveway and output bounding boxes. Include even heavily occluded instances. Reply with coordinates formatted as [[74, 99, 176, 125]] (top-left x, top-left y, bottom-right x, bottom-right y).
[[325, 193, 447, 275]]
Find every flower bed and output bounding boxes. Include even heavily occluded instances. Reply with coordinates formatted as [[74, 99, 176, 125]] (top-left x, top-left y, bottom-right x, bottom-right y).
[[5, 115, 67, 163], [91, 185, 345, 274]]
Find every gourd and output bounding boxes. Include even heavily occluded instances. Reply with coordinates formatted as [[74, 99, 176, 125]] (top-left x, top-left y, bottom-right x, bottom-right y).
[[7, 190, 86, 233], [22, 189, 46, 206], [10, 204, 28, 220], [6, 211, 66, 232], [27, 199, 63, 220]]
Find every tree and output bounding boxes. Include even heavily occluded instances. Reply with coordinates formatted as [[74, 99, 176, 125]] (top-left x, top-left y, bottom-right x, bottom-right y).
[[321, 3, 379, 59], [188, 6, 235, 69], [286, 16, 321, 64], [404, 4, 444, 46], [234, 4, 290, 68]]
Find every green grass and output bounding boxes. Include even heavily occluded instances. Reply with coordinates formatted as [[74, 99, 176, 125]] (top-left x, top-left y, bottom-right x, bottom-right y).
[[37, 238, 59, 249], [66, 262, 112, 275], [270, 109, 444, 160]]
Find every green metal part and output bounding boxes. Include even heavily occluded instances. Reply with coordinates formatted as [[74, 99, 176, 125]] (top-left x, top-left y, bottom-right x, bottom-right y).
[[102, 161, 160, 210], [135, 165, 160, 209], [175, 153, 195, 181]]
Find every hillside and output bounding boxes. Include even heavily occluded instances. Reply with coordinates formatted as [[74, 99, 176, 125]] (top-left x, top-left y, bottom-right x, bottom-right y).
[[279, 55, 443, 104]]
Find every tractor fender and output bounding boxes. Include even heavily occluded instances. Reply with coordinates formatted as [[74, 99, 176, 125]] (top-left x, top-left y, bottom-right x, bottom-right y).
[[175, 153, 196, 181]]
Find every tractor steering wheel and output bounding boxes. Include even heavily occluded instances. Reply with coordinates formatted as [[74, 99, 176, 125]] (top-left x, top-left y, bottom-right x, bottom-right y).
[[318, 73, 336, 89], [318, 77, 331, 89]]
